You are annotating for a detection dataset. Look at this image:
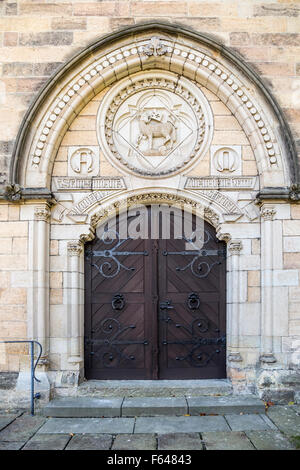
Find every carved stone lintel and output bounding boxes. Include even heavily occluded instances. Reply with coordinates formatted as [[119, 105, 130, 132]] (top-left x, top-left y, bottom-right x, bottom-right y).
[[260, 205, 276, 221], [34, 204, 51, 222], [142, 37, 168, 57], [228, 240, 243, 255], [260, 353, 277, 364], [228, 352, 243, 362], [67, 241, 83, 257]]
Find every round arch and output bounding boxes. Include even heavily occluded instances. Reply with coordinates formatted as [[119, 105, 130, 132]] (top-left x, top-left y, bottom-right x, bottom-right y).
[[9, 21, 298, 191]]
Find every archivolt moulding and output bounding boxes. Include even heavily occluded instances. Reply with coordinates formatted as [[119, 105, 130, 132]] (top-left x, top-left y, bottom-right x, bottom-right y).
[[9, 22, 298, 191], [75, 189, 244, 246]]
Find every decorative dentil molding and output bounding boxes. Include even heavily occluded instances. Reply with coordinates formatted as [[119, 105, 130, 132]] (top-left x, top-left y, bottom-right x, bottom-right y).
[[29, 36, 279, 172]]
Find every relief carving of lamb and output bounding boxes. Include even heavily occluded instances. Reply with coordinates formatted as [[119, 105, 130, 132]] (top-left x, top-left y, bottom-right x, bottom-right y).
[[136, 109, 177, 155]]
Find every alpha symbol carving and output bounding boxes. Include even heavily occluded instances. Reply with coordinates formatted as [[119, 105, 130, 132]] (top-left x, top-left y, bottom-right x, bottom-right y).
[[136, 109, 177, 156], [71, 148, 94, 174], [68, 146, 100, 177]]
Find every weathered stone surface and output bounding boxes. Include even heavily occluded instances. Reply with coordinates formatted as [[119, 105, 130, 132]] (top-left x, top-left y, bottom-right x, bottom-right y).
[[77, 379, 233, 398], [187, 395, 265, 415], [37, 417, 135, 434], [112, 434, 156, 450], [261, 389, 295, 404], [245, 430, 296, 450], [122, 397, 187, 417], [43, 397, 123, 418], [0, 414, 19, 431], [225, 414, 273, 431], [0, 441, 24, 450], [135, 416, 230, 434], [66, 434, 113, 451], [22, 433, 71, 451], [19, 32, 73, 47], [158, 433, 203, 450], [0, 414, 46, 441], [202, 431, 255, 450], [267, 406, 300, 437], [0, 372, 18, 390]]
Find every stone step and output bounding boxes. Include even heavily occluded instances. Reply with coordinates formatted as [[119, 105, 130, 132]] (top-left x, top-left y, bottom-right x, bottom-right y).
[[43, 395, 265, 418], [73, 379, 234, 398]]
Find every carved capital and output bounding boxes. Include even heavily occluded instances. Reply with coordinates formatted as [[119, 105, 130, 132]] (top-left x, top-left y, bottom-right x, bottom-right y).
[[228, 240, 243, 255], [34, 204, 51, 222], [67, 241, 83, 257], [260, 205, 276, 221], [216, 230, 231, 243]]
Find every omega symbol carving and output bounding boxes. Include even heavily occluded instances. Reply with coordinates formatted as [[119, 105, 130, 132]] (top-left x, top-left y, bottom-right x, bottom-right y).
[[211, 146, 241, 176]]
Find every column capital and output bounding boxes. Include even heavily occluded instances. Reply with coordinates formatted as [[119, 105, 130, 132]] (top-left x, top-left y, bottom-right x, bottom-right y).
[[67, 240, 83, 257], [34, 203, 51, 222], [216, 230, 231, 243], [228, 240, 243, 255], [260, 204, 276, 221]]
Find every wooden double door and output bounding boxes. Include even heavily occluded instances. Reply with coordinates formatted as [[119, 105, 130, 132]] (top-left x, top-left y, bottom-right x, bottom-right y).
[[84, 207, 226, 380]]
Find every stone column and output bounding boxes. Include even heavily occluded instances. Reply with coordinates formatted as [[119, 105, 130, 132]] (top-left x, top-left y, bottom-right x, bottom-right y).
[[33, 204, 51, 364], [67, 241, 84, 365], [227, 240, 243, 363], [260, 204, 277, 363]]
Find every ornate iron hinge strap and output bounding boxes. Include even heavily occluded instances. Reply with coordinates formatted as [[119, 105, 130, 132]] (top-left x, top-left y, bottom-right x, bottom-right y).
[[159, 298, 225, 367], [85, 315, 149, 367], [86, 230, 148, 278], [162, 231, 225, 278]]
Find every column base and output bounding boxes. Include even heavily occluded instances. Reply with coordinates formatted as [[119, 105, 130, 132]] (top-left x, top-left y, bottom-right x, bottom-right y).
[[260, 353, 277, 364], [228, 352, 243, 362]]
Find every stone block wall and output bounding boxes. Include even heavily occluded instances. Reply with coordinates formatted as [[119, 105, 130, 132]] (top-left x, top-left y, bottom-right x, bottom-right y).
[[0, 1, 299, 184]]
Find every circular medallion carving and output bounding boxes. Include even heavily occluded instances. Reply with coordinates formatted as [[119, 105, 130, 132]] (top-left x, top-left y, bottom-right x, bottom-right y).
[[97, 72, 213, 178]]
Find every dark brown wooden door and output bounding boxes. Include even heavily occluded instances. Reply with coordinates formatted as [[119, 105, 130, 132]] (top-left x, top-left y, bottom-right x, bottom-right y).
[[84, 207, 226, 380]]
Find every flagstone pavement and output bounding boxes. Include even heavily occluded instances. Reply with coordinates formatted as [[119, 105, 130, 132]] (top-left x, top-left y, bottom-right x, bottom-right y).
[[0, 405, 299, 450]]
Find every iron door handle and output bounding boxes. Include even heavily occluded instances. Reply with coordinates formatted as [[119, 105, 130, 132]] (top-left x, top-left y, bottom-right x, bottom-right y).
[[159, 300, 174, 310]]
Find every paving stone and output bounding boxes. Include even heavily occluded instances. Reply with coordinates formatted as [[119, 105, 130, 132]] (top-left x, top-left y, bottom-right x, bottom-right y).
[[202, 431, 255, 450], [43, 397, 123, 418], [158, 433, 203, 450], [22, 433, 71, 450], [0, 441, 24, 450], [267, 406, 300, 437], [225, 414, 273, 431], [135, 416, 230, 434], [246, 430, 296, 450], [122, 397, 187, 417], [187, 395, 265, 415], [0, 414, 19, 431], [112, 434, 156, 450], [66, 434, 113, 450], [37, 417, 135, 434], [0, 414, 46, 441]]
